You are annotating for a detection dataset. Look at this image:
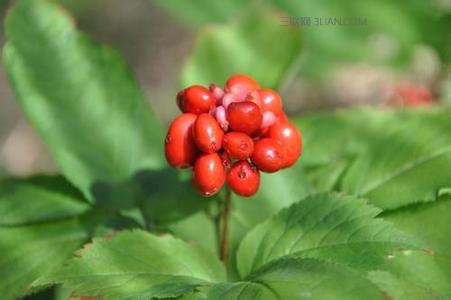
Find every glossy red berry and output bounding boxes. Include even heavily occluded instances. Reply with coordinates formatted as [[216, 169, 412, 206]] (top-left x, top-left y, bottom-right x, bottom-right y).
[[177, 85, 215, 114], [278, 112, 289, 123], [193, 153, 226, 196], [251, 138, 285, 173], [267, 121, 302, 168], [223, 132, 254, 160], [192, 113, 224, 153], [225, 74, 260, 95], [258, 88, 283, 116], [164, 113, 198, 168], [227, 101, 263, 136], [168, 74, 304, 198], [227, 161, 260, 197]]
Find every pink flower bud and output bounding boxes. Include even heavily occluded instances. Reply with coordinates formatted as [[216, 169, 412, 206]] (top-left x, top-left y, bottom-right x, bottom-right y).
[[209, 84, 225, 105], [215, 105, 229, 131]]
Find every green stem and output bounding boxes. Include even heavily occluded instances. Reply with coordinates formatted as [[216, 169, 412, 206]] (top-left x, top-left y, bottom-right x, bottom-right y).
[[220, 186, 232, 264]]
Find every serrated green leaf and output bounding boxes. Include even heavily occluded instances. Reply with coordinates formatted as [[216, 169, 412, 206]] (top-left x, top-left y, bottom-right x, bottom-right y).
[[3, 0, 165, 202], [237, 193, 416, 278], [204, 257, 384, 300], [0, 176, 90, 226], [169, 163, 315, 279], [0, 219, 88, 299], [182, 9, 302, 89], [35, 229, 226, 299]]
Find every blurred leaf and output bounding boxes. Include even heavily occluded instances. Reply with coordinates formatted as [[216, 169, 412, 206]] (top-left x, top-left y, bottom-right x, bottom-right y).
[[0, 218, 88, 299], [0, 176, 90, 226], [155, 0, 249, 27], [270, 0, 441, 79], [341, 108, 451, 210], [431, 14, 451, 63], [296, 108, 451, 210], [182, 9, 302, 88], [4, 0, 165, 202], [36, 230, 226, 299], [237, 193, 415, 278]]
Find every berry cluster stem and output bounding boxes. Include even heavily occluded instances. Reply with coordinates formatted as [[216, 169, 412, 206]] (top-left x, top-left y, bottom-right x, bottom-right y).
[[220, 186, 232, 264]]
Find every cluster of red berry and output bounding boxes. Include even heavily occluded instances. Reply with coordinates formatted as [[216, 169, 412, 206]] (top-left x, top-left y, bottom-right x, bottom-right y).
[[164, 74, 303, 197]]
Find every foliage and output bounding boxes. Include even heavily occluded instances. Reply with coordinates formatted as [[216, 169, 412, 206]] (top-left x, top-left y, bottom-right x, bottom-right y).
[[1, 0, 451, 299]]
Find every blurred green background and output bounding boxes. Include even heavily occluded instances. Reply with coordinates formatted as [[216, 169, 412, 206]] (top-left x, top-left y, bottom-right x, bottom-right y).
[[0, 0, 450, 178]]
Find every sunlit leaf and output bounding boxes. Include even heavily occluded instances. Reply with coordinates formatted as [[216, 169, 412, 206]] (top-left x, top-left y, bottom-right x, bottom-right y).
[[36, 230, 226, 299], [4, 0, 165, 202]]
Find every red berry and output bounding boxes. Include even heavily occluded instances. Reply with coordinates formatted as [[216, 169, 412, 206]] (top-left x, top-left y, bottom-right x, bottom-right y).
[[177, 85, 215, 114], [247, 90, 262, 109], [227, 161, 260, 197], [219, 151, 232, 169], [251, 138, 285, 173], [192, 113, 224, 153], [258, 88, 283, 116], [227, 101, 263, 136], [225, 74, 260, 95], [278, 112, 289, 123], [164, 113, 198, 168], [223, 132, 254, 160], [267, 122, 302, 168], [193, 153, 226, 196]]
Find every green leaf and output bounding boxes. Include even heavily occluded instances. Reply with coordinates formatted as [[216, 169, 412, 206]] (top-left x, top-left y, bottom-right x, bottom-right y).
[[134, 168, 212, 226], [155, 0, 248, 27], [0, 176, 90, 226], [205, 257, 384, 300], [182, 9, 302, 89], [234, 192, 451, 299], [296, 108, 451, 210], [368, 250, 451, 299], [169, 163, 315, 279], [383, 195, 451, 255], [271, 0, 441, 79], [0, 218, 88, 299], [232, 163, 316, 233], [3, 0, 165, 202], [341, 108, 451, 210], [237, 192, 415, 278], [168, 212, 217, 254], [35, 229, 226, 299]]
